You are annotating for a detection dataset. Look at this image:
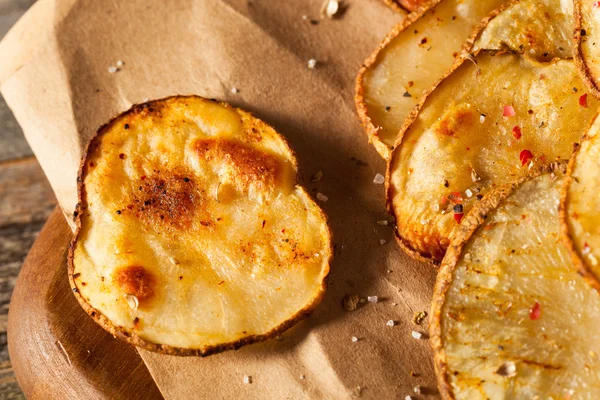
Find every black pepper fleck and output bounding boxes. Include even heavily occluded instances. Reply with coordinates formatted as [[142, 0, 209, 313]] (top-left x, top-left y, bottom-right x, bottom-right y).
[[453, 204, 463, 213]]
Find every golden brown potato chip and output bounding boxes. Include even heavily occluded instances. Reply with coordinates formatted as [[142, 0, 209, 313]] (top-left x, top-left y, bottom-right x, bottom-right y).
[[382, 0, 437, 13], [431, 164, 600, 399], [575, 0, 600, 98], [356, 0, 507, 159], [562, 113, 600, 290], [69, 96, 332, 356], [472, 0, 573, 61], [387, 53, 597, 263]]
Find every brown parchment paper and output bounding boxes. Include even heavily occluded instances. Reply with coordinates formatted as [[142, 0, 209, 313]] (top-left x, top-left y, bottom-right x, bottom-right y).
[[0, 0, 440, 398]]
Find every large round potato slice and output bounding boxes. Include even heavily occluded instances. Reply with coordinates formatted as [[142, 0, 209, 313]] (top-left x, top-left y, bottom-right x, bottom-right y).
[[357, 0, 573, 160], [387, 52, 598, 263], [431, 165, 600, 399], [69, 96, 332, 356], [356, 0, 507, 159], [575, 0, 600, 98], [562, 113, 600, 290]]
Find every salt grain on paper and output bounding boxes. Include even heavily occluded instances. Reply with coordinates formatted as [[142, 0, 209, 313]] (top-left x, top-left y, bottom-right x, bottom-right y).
[[411, 330, 423, 339], [108, 66, 117, 74], [351, 336, 359, 343], [321, 0, 340, 18], [386, 320, 396, 327], [379, 239, 387, 245], [308, 59, 317, 69], [243, 375, 252, 384], [231, 87, 239, 94], [367, 296, 378, 303], [373, 173, 385, 184], [377, 220, 389, 226], [300, 374, 306, 380], [116, 60, 124, 67], [316, 192, 328, 202], [405, 396, 413, 400]]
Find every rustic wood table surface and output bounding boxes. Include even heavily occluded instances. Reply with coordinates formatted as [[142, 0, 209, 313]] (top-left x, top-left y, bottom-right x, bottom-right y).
[[1, 1, 57, 398]]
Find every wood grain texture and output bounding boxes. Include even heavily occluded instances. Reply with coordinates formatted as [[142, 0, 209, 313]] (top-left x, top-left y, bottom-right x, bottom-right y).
[[7, 207, 164, 400], [0, 157, 55, 399]]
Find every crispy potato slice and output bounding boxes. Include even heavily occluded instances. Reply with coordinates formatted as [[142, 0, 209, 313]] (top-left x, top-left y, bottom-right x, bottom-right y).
[[431, 165, 600, 399], [575, 0, 600, 98], [562, 113, 600, 290], [356, 0, 507, 159], [472, 0, 573, 61], [69, 96, 332, 356], [382, 0, 436, 13], [387, 53, 598, 263]]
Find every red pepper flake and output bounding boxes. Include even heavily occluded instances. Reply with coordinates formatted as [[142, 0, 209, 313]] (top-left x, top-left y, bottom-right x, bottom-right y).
[[262, 220, 266, 228], [595, 1, 600, 7], [530, 302, 541, 320], [512, 126, 522, 140], [454, 213, 464, 224], [580, 93, 588, 108], [503, 105, 516, 117], [281, 228, 286, 233], [218, 280, 225, 286], [141, 175, 146, 180], [520, 149, 534, 166], [448, 192, 463, 204], [119, 153, 126, 160]]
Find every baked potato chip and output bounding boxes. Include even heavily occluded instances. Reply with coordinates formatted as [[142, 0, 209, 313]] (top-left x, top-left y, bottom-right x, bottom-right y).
[[69, 96, 332, 356], [575, 0, 600, 98], [356, 0, 507, 159], [472, 0, 573, 61], [382, 0, 437, 13], [431, 165, 600, 399], [562, 113, 600, 290], [387, 53, 597, 263]]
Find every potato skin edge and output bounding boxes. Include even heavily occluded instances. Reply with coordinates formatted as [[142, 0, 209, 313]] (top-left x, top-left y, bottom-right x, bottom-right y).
[[429, 162, 567, 399], [559, 113, 600, 292], [355, 0, 445, 160], [573, 1, 600, 100], [68, 95, 333, 357]]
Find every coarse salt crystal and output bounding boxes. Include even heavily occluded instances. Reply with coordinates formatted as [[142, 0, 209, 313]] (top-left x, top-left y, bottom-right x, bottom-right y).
[[377, 220, 389, 226], [480, 114, 486, 123], [316, 192, 328, 202], [413, 385, 422, 394], [300, 374, 306, 380], [231, 87, 239, 94], [386, 320, 396, 327], [116, 60, 124, 67], [405, 396, 413, 400], [495, 361, 516, 377], [243, 375, 252, 384], [379, 239, 387, 245], [373, 173, 385, 184], [108, 66, 117, 73], [367, 296, 378, 303], [125, 294, 139, 310], [324, 0, 339, 18], [308, 59, 317, 69], [351, 336, 359, 342], [465, 189, 473, 198], [411, 330, 423, 339]]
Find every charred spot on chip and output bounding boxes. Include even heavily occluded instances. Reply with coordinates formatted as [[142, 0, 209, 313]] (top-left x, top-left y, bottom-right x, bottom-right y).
[[194, 138, 284, 193], [130, 172, 203, 230], [114, 265, 157, 304], [435, 105, 475, 138]]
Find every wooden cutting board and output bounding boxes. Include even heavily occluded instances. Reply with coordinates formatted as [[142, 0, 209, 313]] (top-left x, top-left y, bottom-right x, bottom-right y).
[[7, 207, 163, 399]]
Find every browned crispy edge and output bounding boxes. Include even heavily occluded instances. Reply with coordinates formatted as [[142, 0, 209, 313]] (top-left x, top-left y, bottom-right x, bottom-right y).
[[573, 0, 600, 100], [382, 0, 439, 13], [429, 162, 567, 399], [559, 113, 600, 292], [381, 0, 406, 13], [355, 0, 445, 160], [383, 49, 476, 266], [67, 95, 334, 357]]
